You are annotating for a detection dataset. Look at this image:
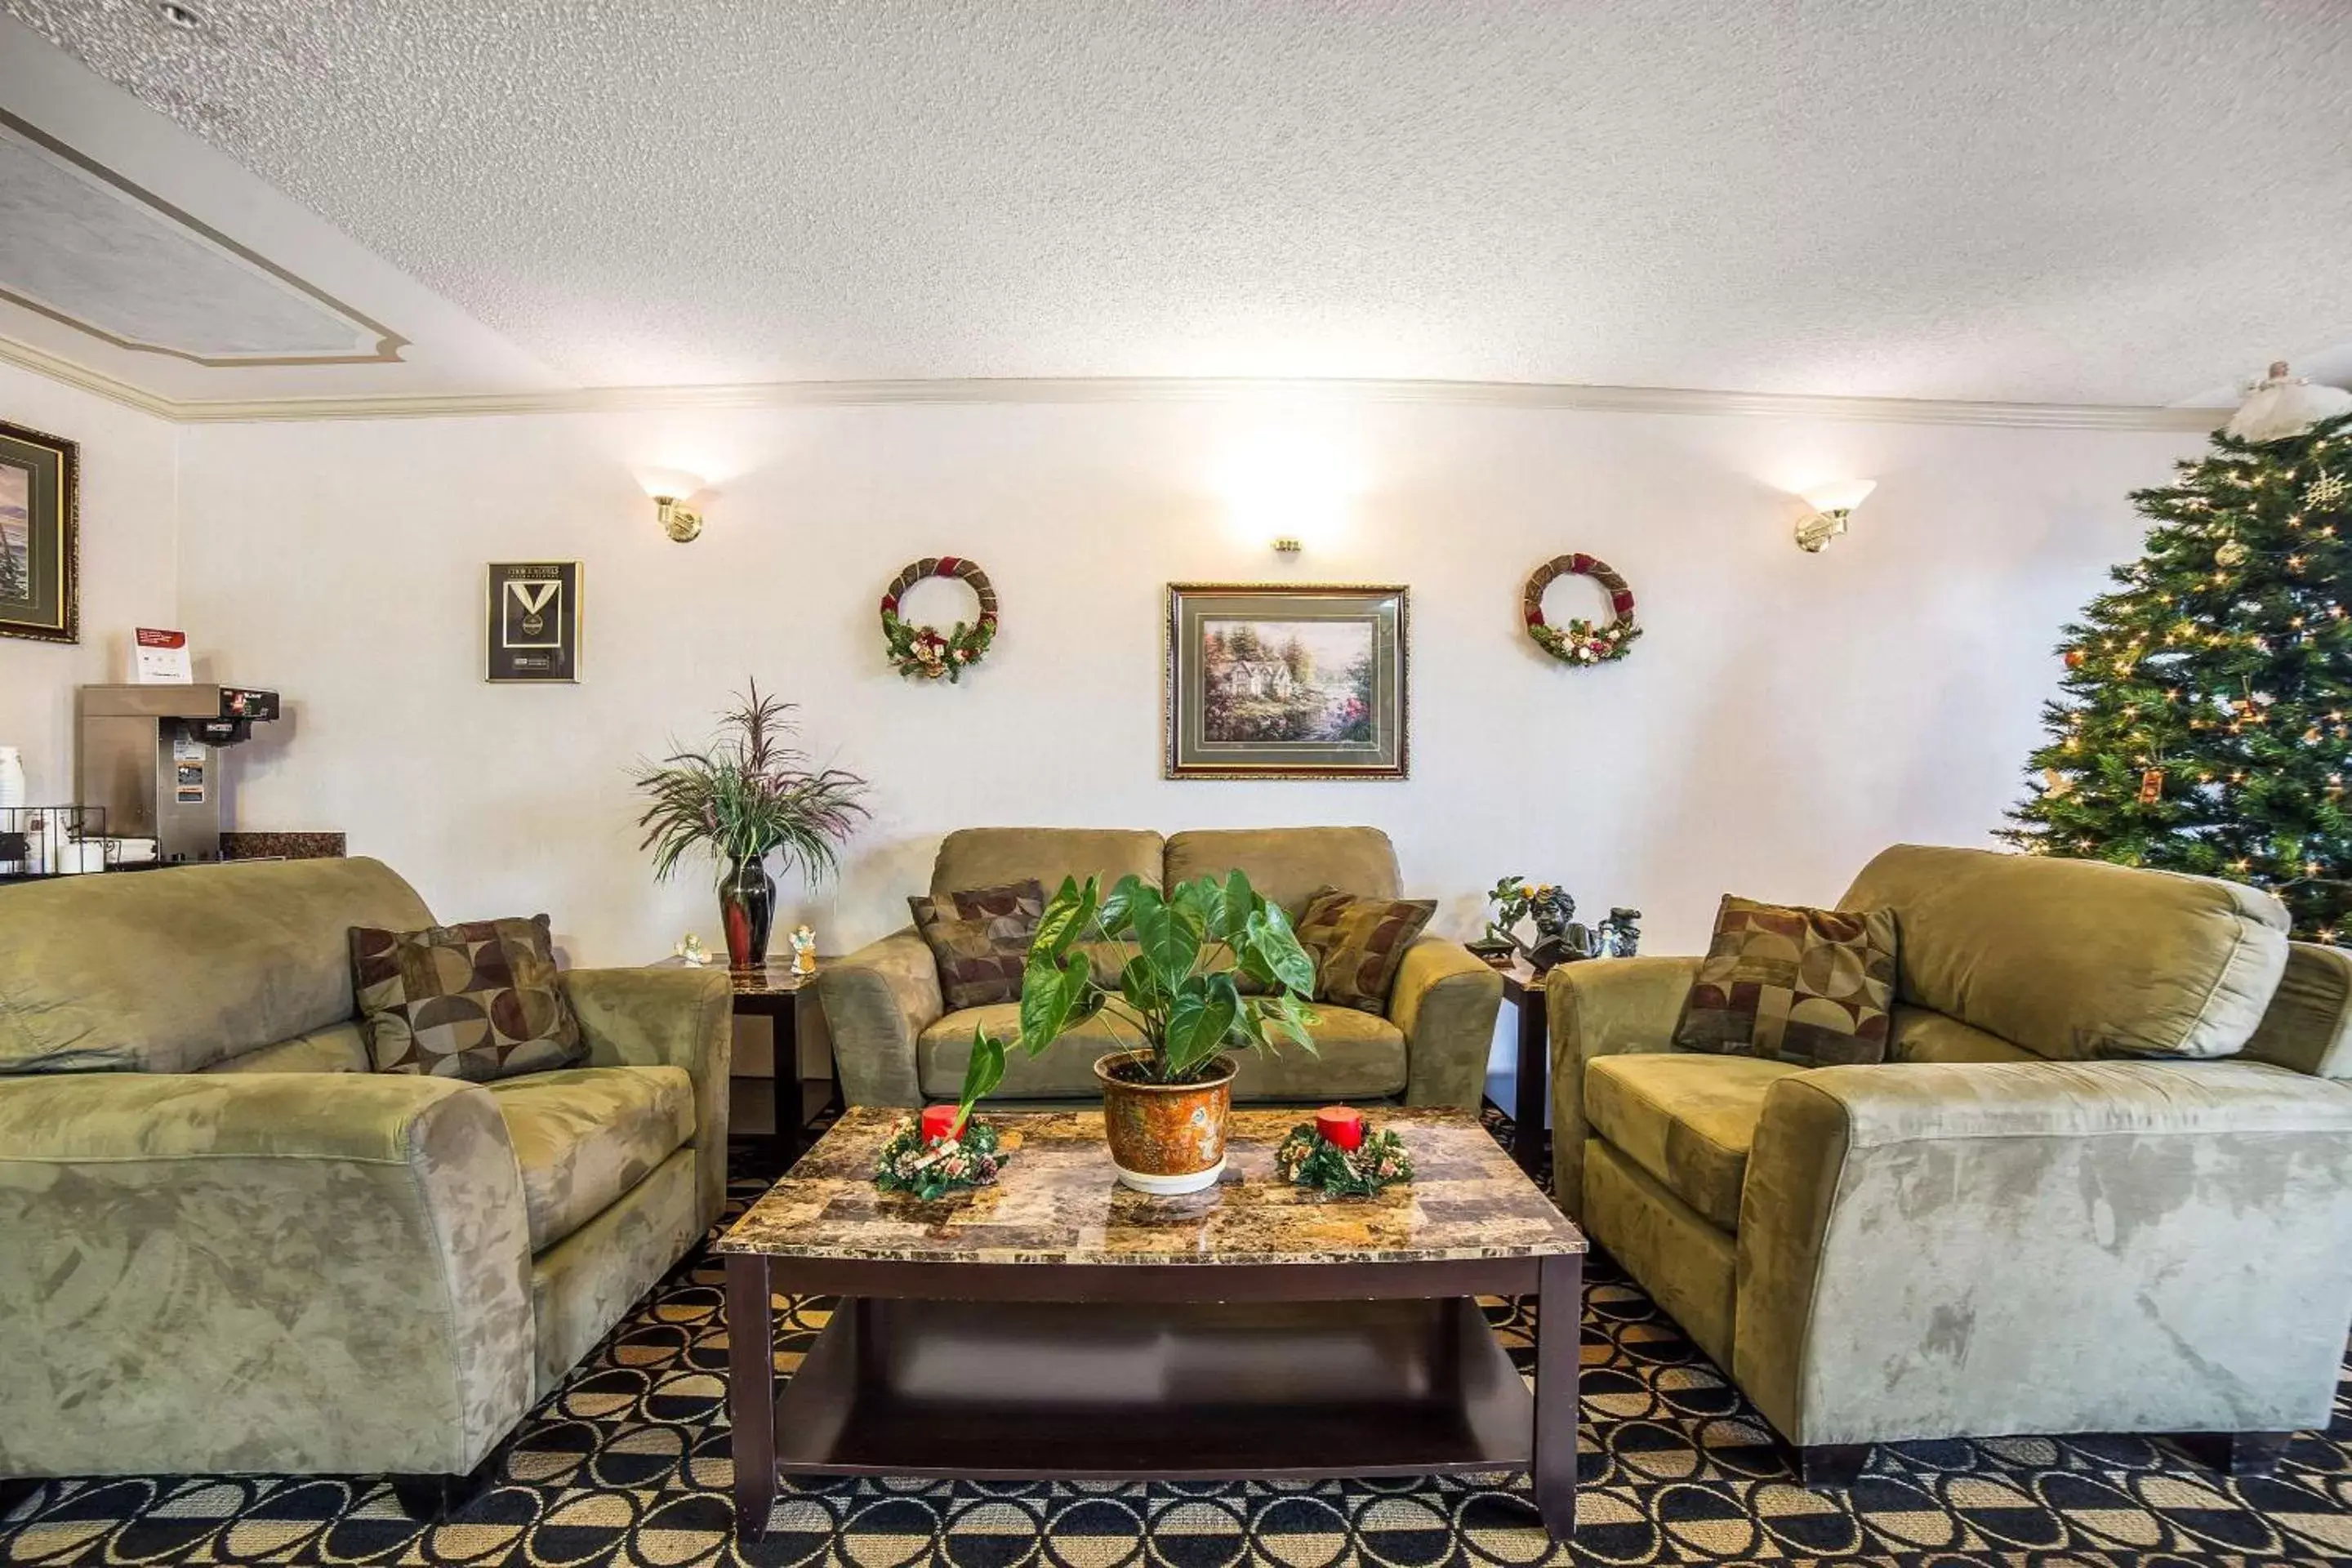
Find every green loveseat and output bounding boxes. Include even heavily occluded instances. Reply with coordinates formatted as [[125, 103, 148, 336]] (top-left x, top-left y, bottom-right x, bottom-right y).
[[1549, 844, 2352, 1483], [822, 826, 1500, 1108], [0, 858, 731, 1506]]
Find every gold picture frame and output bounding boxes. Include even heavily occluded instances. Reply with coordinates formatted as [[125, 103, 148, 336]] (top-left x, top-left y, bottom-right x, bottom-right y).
[[0, 418, 78, 645], [1165, 583, 1409, 779], [485, 562, 582, 683]]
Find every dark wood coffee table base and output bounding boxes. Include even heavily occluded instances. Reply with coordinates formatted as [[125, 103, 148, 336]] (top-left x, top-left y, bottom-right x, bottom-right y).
[[727, 1252, 1579, 1544]]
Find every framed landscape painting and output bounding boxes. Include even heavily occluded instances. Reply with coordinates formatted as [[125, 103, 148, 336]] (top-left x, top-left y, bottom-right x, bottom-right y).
[[0, 419, 78, 644], [1165, 583, 1408, 779]]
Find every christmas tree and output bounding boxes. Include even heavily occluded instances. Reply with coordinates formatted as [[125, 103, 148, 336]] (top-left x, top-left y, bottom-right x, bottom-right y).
[[1999, 405, 2352, 942]]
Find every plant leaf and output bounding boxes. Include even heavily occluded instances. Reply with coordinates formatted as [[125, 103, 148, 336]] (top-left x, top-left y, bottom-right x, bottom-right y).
[[1119, 952, 1162, 1016], [1102, 874, 1153, 938], [957, 1027, 1006, 1112], [1163, 982, 1238, 1080], [1216, 869, 1258, 942], [1132, 897, 1202, 996], [1246, 904, 1317, 996], [1251, 992, 1321, 1054], [1018, 954, 1078, 1054], [1033, 875, 1098, 961]]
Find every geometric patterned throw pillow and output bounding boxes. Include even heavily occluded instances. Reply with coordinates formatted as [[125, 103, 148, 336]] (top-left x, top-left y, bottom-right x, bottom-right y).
[[908, 880, 1046, 1011], [350, 913, 584, 1081], [1294, 887, 1437, 1018], [1671, 895, 1897, 1067]]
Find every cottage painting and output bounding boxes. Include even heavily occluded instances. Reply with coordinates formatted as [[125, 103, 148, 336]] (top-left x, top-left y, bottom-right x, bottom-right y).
[[1200, 618, 1374, 744], [1165, 584, 1408, 779], [0, 462, 26, 607]]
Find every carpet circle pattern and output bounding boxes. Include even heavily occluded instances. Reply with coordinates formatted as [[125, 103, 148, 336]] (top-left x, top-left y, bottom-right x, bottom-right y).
[[3, 1114, 2347, 1566]]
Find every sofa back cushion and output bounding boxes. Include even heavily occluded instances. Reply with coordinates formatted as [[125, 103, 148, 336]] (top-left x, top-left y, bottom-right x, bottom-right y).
[[931, 828, 1165, 900], [1163, 827, 1401, 915], [2239, 942, 2352, 1079], [0, 857, 434, 1075], [1838, 844, 2289, 1062]]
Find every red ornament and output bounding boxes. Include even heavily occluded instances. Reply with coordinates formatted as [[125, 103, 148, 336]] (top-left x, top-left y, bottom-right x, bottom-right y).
[[1316, 1105, 1366, 1152], [2065, 648, 2085, 668], [920, 1104, 964, 1145]]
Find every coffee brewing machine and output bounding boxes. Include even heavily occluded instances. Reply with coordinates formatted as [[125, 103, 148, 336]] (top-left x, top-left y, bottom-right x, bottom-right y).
[[76, 684, 280, 864]]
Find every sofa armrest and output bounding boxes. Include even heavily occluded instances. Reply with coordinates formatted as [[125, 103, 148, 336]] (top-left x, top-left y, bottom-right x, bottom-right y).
[[1389, 936, 1503, 1108], [819, 927, 942, 1107], [0, 1071, 533, 1478], [1735, 1058, 2352, 1447], [1544, 955, 1699, 1218], [564, 964, 733, 1230]]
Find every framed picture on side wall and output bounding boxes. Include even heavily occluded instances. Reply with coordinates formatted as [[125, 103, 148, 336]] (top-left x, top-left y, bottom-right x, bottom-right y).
[[0, 419, 79, 644], [1165, 583, 1409, 779], [486, 561, 581, 682]]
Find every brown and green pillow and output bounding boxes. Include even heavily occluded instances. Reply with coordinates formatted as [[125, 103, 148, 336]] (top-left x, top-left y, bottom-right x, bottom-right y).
[[351, 913, 583, 1081], [1673, 894, 1896, 1067], [910, 880, 1046, 1010], [1295, 887, 1436, 1017]]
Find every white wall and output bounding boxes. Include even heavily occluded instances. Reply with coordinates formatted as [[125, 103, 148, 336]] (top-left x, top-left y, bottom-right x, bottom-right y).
[[171, 399, 2198, 965], [0, 362, 177, 802]]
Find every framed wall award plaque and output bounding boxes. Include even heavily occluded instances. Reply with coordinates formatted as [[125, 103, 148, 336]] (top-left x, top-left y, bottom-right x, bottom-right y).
[[486, 562, 581, 683]]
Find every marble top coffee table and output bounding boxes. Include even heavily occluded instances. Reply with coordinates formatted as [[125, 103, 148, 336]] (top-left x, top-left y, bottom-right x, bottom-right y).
[[717, 1106, 1586, 1544]]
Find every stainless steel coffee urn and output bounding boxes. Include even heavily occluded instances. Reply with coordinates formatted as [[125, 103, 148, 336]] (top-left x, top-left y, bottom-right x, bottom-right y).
[[76, 685, 281, 864]]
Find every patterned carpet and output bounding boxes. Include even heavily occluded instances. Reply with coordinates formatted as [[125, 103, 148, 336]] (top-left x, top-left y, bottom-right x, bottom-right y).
[[3, 1112, 2349, 1567]]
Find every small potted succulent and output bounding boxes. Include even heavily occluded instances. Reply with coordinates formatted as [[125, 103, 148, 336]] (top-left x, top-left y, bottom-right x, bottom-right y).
[[972, 870, 1321, 1193]]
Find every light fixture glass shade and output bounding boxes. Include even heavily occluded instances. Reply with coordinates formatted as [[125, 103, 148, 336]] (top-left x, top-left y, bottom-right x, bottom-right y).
[[639, 467, 704, 500], [1800, 479, 1877, 514]]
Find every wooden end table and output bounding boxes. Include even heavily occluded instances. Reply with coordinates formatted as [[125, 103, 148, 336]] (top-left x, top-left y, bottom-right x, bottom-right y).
[[718, 1107, 1586, 1544], [1500, 961, 1552, 1178], [653, 956, 838, 1174]]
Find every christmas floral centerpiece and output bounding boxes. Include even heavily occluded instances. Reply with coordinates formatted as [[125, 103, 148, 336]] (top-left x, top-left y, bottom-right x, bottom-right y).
[[873, 1043, 1018, 1200], [1276, 1106, 1414, 1198]]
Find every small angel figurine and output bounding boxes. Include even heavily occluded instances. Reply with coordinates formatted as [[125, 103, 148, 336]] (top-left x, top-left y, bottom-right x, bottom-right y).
[[788, 924, 819, 975], [673, 933, 712, 968], [1598, 907, 1642, 958]]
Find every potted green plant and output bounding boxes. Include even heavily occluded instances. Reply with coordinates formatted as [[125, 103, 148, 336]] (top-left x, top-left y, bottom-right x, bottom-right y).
[[967, 869, 1321, 1193], [633, 682, 870, 968]]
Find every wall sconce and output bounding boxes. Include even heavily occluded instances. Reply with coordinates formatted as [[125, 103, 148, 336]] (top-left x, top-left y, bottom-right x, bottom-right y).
[[1271, 537, 1303, 555], [1795, 480, 1876, 553], [639, 469, 706, 543]]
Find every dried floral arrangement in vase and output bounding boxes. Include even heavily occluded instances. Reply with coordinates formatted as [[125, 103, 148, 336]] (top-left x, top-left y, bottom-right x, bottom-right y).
[[633, 681, 869, 968]]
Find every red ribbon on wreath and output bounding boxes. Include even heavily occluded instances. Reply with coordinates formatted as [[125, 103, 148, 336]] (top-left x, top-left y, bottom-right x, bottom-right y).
[[1523, 553, 1641, 666]]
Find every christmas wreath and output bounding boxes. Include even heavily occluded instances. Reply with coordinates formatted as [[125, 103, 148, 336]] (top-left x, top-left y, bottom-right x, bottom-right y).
[[1275, 1120, 1414, 1198], [1523, 553, 1640, 666], [881, 557, 998, 681], [872, 1113, 1010, 1200]]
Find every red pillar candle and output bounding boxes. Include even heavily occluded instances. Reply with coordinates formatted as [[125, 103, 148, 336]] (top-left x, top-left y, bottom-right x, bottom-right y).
[[1316, 1105, 1366, 1152], [920, 1104, 964, 1145]]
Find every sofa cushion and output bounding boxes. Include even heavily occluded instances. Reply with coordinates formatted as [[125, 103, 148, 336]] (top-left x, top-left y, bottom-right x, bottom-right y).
[[0, 857, 432, 1075], [917, 1003, 1408, 1102], [490, 1066, 696, 1252], [932, 828, 1164, 900], [353, 914, 583, 1082], [1164, 827, 1401, 917], [1838, 844, 2290, 1061], [908, 880, 1044, 1009], [1886, 1004, 2035, 1066], [2241, 942, 2352, 1080], [1584, 1053, 1803, 1231], [1295, 888, 1436, 1017], [204, 1022, 372, 1074], [1673, 895, 1897, 1067]]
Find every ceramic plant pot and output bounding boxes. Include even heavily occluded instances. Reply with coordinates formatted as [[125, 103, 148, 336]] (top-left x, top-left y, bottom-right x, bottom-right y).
[[1094, 1049, 1237, 1195], [719, 854, 777, 969]]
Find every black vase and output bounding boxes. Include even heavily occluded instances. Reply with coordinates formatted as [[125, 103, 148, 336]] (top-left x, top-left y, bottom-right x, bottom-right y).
[[719, 855, 777, 969]]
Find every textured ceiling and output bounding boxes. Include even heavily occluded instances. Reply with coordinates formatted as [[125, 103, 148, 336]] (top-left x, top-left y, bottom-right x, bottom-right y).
[[5, 0, 2351, 406]]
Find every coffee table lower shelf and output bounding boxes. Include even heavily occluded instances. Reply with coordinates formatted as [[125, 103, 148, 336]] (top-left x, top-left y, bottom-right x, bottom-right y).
[[773, 1295, 1530, 1479]]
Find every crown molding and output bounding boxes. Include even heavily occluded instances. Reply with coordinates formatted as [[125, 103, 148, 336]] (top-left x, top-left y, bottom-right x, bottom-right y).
[[0, 335, 2230, 432], [0, 333, 177, 420]]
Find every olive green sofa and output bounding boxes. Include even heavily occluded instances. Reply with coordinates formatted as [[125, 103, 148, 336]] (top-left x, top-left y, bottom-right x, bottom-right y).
[[1549, 844, 2352, 1482], [822, 826, 1501, 1108], [0, 858, 732, 1500]]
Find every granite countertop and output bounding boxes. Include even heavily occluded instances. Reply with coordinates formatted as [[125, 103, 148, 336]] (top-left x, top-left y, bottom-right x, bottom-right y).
[[717, 1106, 1586, 1267]]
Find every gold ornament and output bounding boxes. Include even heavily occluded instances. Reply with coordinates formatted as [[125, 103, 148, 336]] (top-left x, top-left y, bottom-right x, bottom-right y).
[[2215, 537, 2248, 567], [2306, 471, 2349, 509], [2137, 768, 2164, 805], [2043, 768, 2074, 797]]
